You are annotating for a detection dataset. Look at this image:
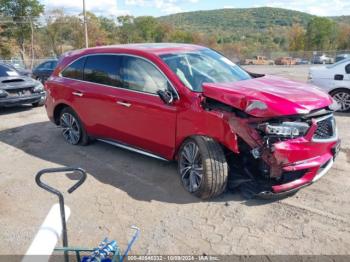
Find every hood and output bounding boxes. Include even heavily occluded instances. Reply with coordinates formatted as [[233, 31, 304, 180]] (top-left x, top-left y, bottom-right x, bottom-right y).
[[309, 65, 329, 77], [202, 75, 333, 117], [0, 76, 38, 90]]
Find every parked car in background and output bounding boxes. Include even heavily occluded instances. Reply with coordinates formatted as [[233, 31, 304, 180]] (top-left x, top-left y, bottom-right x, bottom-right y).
[[312, 54, 334, 64], [45, 43, 339, 199], [4, 63, 31, 77], [309, 58, 350, 112], [335, 54, 350, 63], [0, 63, 45, 107], [32, 59, 58, 83], [275, 57, 296, 65], [295, 58, 310, 65], [244, 56, 274, 65]]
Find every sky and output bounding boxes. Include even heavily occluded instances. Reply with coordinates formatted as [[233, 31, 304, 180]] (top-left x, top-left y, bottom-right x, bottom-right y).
[[40, 0, 350, 17]]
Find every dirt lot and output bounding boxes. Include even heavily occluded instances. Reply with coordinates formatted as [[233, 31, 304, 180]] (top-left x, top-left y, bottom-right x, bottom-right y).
[[0, 65, 350, 256]]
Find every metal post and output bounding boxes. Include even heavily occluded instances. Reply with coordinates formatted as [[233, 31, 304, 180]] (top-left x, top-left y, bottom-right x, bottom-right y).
[[83, 0, 88, 48]]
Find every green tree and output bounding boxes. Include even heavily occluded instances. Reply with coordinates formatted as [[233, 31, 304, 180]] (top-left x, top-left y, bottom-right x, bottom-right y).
[[44, 9, 67, 56], [337, 23, 350, 50], [134, 16, 165, 42], [117, 15, 139, 43], [98, 16, 119, 44], [306, 17, 337, 50], [0, 0, 44, 67], [288, 24, 305, 51]]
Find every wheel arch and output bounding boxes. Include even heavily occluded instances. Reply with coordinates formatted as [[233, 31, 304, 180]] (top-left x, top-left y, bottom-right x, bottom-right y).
[[329, 87, 350, 95], [53, 103, 70, 125], [173, 134, 238, 160]]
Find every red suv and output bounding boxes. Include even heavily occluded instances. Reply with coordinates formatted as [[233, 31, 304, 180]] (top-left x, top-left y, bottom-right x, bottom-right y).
[[45, 44, 340, 199]]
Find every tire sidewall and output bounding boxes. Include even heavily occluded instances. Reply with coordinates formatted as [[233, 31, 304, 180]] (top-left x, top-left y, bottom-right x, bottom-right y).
[[178, 136, 227, 199]]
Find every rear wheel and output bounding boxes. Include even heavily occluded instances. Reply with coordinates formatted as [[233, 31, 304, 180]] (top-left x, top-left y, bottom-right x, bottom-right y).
[[59, 107, 89, 145], [178, 136, 228, 199], [330, 89, 350, 112]]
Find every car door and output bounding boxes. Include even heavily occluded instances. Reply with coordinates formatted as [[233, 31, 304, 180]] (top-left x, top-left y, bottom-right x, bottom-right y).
[[76, 54, 126, 139], [57, 56, 93, 126], [345, 63, 350, 87], [111, 55, 177, 159], [332, 63, 350, 89]]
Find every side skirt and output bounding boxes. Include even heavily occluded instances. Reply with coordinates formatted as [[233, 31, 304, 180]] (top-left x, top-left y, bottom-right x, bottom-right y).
[[97, 138, 169, 162]]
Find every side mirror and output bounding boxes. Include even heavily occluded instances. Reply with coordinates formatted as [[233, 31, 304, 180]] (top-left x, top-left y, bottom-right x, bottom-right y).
[[334, 74, 344, 81], [157, 89, 174, 104]]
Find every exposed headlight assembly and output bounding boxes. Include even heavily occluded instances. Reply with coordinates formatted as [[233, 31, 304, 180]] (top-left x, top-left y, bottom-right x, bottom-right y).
[[258, 122, 310, 138]]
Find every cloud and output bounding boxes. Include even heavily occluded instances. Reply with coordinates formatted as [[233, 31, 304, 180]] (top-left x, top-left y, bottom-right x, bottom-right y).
[[224, 5, 235, 9], [41, 0, 130, 16], [125, 0, 200, 14], [264, 0, 350, 16]]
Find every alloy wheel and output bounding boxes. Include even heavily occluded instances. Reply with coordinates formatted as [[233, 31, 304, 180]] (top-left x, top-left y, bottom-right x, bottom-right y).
[[179, 142, 203, 193], [60, 113, 81, 144], [333, 92, 350, 112]]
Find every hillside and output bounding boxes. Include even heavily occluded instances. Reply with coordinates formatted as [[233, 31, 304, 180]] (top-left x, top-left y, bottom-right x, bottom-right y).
[[158, 7, 316, 34], [331, 15, 350, 25]]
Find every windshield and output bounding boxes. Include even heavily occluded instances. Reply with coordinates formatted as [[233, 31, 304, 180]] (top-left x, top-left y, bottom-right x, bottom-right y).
[[160, 49, 251, 91], [0, 64, 20, 77]]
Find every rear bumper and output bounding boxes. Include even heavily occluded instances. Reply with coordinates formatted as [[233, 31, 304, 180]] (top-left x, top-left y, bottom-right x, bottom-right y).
[[0, 93, 45, 107]]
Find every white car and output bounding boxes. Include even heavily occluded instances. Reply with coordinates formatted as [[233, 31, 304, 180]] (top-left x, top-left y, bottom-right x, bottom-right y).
[[309, 58, 350, 112]]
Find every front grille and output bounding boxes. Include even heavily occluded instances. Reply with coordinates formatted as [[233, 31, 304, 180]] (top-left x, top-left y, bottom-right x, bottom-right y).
[[5, 88, 33, 97], [313, 115, 335, 140]]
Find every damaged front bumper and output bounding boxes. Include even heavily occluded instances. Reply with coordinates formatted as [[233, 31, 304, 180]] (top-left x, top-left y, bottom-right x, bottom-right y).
[[257, 156, 336, 199], [228, 111, 340, 199], [256, 121, 340, 198]]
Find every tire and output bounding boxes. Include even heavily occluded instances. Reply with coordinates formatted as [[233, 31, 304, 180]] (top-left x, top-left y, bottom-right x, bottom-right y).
[[330, 89, 350, 112], [178, 136, 228, 199], [59, 107, 89, 145]]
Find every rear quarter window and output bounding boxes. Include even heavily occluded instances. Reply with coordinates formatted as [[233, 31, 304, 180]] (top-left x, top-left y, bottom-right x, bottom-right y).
[[61, 57, 86, 80]]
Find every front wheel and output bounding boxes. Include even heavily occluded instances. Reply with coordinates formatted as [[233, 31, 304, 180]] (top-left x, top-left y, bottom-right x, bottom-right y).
[[330, 89, 350, 112], [178, 136, 228, 199], [59, 107, 89, 145]]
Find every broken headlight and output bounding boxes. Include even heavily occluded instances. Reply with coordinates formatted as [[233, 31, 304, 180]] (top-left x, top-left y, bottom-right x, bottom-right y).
[[258, 122, 309, 138]]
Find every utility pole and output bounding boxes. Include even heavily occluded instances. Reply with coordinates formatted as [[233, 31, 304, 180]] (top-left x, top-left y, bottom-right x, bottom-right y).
[[83, 0, 88, 48]]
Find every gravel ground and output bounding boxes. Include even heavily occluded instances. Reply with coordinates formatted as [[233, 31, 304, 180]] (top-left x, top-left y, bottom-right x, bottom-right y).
[[0, 65, 349, 256]]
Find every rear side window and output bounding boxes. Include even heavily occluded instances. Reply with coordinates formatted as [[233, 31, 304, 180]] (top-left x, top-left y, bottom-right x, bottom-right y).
[[61, 57, 86, 80], [346, 64, 350, 74], [84, 55, 122, 87], [122, 56, 168, 94]]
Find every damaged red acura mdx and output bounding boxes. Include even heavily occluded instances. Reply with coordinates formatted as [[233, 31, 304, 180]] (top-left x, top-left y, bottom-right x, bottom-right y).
[[45, 43, 341, 199]]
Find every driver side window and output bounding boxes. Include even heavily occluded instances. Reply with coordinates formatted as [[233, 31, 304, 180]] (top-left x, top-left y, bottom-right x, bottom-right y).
[[122, 56, 168, 94]]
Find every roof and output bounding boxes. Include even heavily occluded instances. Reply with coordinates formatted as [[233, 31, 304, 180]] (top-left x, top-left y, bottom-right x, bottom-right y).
[[86, 43, 206, 56]]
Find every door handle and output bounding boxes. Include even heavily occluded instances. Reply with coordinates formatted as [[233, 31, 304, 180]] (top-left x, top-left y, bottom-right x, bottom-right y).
[[116, 101, 132, 108], [72, 91, 83, 97]]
